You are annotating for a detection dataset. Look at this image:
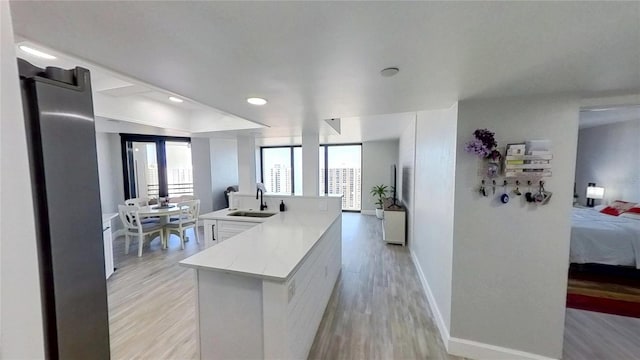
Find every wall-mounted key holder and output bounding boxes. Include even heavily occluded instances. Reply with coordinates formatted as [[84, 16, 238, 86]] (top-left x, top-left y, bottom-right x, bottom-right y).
[[469, 139, 553, 206]]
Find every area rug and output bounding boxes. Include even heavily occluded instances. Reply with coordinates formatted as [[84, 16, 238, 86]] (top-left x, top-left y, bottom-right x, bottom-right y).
[[567, 268, 640, 318]]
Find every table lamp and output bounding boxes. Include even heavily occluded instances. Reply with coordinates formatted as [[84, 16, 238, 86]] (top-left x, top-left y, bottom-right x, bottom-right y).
[[586, 183, 605, 207]]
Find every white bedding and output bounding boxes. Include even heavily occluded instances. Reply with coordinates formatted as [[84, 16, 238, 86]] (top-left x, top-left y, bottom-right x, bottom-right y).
[[570, 208, 640, 268]]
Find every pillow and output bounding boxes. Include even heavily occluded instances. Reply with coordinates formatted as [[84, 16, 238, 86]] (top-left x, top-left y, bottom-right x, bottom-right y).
[[600, 200, 637, 216], [626, 206, 640, 214]]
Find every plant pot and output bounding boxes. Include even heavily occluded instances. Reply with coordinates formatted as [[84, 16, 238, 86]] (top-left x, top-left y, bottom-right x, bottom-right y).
[[375, 208, 384, 219], [486, 161, 500, 178]]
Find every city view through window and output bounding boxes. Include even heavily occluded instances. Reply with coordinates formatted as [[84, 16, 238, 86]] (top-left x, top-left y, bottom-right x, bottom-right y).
[[261, 145, 361, 211], [125, 137, 193, 200], [321, 145, 362, 211]]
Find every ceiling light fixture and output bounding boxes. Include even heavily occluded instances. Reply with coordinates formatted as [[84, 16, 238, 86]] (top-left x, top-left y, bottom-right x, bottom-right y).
[[19, 45, 57, 60], [247, 97, 267, 106], [169, 96, 183, 103], [380, 67, 400, 77]]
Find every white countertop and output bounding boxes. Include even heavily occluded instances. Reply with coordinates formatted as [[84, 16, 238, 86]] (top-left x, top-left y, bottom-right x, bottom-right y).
[[181, 209, 340, 282]]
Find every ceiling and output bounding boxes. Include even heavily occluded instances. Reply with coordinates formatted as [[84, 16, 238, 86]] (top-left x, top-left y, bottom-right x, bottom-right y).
[[9, 1, 640, 140], [14, 39, 264, 135]]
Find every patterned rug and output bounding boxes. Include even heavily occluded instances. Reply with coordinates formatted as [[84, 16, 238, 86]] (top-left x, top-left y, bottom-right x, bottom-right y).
[[567, 267, 640, 318]]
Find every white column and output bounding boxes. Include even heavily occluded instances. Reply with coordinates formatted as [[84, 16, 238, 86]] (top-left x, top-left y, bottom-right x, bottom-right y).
[[302, 131, 319, 196], [237, 136, 257, 194], [1, 2, 46, 357]]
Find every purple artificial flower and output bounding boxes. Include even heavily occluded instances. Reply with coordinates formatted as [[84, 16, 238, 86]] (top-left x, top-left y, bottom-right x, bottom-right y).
[[465, 128, 502, 159], [464, 138, 490, 157], [473, 129, 498, 149]]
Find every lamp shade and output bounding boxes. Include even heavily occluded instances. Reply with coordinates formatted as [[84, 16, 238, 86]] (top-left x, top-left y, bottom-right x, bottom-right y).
[[586, 186, 605, 200]]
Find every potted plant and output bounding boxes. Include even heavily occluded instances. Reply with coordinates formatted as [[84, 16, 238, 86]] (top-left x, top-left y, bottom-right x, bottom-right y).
[[370, 184, 389, 219]]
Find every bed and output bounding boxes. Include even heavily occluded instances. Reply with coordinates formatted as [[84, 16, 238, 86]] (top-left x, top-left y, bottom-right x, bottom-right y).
[[570, 207, 640, 269]]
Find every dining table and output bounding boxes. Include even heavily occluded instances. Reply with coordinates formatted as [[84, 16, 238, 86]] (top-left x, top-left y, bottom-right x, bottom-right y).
[[136, 203, 188, 248]]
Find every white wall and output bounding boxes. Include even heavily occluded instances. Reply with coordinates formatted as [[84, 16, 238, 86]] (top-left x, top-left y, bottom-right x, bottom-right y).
[[0, 1, 46, 356], [95, 132, 125, 213], [450, 96, 579, 359], [237, 136, 257, 193], [575, 119, 640, 205], [210, 138, 239, 210], [192, 137, 214, 213], [190, 137, 239, 213], [361, 139, 399, 212], [302, 131, 319, 196], [398, 117, 416, 246], [411, 105, 458, 339]]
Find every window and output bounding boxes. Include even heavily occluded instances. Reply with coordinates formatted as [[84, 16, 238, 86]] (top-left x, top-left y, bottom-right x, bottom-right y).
[[260, 143, 362, 211], [121, 134, 192, 199], [260, 146, 302, 195], [165, 141, 194, 197], [321, 144, 362, 211]]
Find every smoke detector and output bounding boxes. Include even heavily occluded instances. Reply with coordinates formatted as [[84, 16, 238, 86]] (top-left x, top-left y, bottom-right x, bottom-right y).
[[380, 67, 400, 77]]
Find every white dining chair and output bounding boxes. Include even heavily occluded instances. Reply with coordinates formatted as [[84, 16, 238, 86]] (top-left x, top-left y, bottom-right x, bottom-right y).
[[118, 205, 164, 257], [125, 198, 160, 224], [164, 200, 200, 249], [169, 195, 197, 222]]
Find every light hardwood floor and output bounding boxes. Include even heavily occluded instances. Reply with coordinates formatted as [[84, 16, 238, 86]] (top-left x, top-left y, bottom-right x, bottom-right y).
[[308, 213, 459, 359], [108, 229, 202, 359], [106, 213, 640, 359], [563, 308, 640, 360]]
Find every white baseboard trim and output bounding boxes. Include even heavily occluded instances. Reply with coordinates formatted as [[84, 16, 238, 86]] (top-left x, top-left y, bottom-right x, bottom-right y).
[[409, 249, 451, 348], [408, 250, 557, 360], [447, 337, 558, 360], [361, 210, 376, 216]]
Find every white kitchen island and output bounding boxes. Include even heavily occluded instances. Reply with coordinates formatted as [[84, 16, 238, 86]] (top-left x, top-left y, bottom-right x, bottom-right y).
[[180, 198, 342, 360]]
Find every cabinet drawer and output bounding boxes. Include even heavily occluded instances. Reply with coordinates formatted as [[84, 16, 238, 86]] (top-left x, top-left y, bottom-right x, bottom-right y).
[[218, 220, 259, 232]]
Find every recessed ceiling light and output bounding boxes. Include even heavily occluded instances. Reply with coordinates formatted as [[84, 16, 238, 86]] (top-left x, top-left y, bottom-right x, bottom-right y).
[[169, 96, 183, 103], [247, 97, 267, 106], [19, 45, 57, 60], [380, 67, 400, 77]]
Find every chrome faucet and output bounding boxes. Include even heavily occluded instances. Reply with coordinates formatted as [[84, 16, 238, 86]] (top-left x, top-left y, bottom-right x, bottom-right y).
[[256, 188, 267, 211]]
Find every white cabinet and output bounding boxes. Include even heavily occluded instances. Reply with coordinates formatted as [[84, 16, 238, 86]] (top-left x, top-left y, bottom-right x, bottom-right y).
[[382, 207, 406, 246], [218, 220, 258, 241], [102, 217, 115, 279], [203, 219, 260, 248], [102, 213, 117, 279], [203, 219, 218, 248]]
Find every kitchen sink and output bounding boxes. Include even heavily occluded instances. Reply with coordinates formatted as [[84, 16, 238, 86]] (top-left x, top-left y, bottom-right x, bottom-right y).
[[227, 211, 277, 218]]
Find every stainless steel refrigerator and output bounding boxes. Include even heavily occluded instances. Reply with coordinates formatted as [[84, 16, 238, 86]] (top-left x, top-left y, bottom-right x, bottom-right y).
[[18, 58, 110, 359]]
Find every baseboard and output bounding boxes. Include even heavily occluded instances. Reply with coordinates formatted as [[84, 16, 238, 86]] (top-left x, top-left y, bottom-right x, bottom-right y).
[[447, 337, 558, 360], [409, 249, 451, 348], [361, 210, 376, 216]]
